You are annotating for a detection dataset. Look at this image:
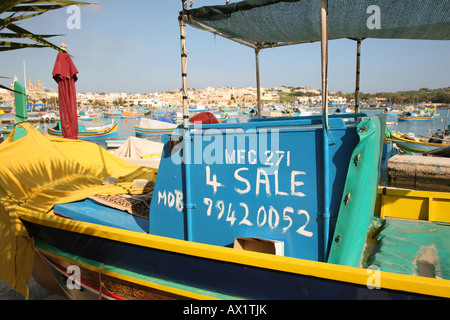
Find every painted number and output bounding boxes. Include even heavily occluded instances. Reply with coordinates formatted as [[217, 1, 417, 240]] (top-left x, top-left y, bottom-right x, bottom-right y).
[[202, 198, 313, 237]]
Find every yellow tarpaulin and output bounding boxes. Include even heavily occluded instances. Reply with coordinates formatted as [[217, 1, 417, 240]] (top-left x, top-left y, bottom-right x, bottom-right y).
[[0, 123, 156, 298]]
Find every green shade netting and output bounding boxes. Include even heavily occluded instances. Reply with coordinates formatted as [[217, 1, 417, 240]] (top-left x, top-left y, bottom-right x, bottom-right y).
[[365, 218, 450, 280], [186, 0, 450, 47]]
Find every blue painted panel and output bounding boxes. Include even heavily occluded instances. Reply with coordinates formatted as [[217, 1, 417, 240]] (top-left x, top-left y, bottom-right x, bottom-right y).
[[54, 199, 148, 233], [149, 116, 360, 261]]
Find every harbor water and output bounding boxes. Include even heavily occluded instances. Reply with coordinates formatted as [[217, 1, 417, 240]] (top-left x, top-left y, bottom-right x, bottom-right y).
[[33, 107, 450, 147]]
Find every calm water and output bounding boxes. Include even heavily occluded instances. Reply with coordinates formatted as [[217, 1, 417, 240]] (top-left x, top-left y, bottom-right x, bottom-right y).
[[37, 108, 449, 148]]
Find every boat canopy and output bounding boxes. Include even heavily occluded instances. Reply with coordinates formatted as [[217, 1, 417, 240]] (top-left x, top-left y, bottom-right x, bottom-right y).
[[184, 0, 450, 49]]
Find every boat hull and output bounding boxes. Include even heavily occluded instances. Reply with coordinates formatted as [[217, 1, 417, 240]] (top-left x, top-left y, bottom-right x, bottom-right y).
[[396, 115, 435, 121], [389, 133, 445, 153], [47, 123, 118, 140], [18, 211, 448, 300], [134, 126, 177, 136]]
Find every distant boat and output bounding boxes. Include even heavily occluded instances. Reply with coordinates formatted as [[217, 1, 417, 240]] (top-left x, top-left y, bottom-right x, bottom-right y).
[[47, 120, 118, 140], [222, 108, 238, 116], [388, 131, 450, 154], [396, 107, 435, 121], [176, 113, 228, 123], [134, 117, 178, 136], [122, 111, 144, 119], [103, 109, 123, 117], [382, 107, 400, 115]]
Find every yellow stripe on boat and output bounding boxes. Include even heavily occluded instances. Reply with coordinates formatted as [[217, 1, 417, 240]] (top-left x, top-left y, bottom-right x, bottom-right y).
[[16, 207, 450, 299]]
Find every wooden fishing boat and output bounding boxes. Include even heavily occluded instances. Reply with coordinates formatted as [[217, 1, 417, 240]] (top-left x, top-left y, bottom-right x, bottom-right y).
[[215, 114, 229, 123], [47, 120, 118, 140], [396, 107, 436, 121], [134, 117, 178, 136], [2, 0, 450, 302], [382, 107, 400, 115], [15, 114, 450, 300], [388, 131, 450, 154], [121, 111, 144, 119], [103, 109, 123, 117]]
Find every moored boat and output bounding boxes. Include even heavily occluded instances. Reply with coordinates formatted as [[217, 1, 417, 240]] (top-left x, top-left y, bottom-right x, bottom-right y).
[[47, 120, 118, 140], [121, 111, 144, 119], [134, 117, 178, 136], [387, 130, 450, 154], [396, 106, 436, 121]]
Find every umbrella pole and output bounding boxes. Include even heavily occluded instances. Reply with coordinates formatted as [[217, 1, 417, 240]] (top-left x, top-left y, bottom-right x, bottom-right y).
[[320, 0, 331, 261]]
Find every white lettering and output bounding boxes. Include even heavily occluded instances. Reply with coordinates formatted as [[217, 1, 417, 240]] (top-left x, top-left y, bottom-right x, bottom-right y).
[[225, 149, 236, 164], [291, 171, 306, 197], [237, 149, 246, 164], [296, 209, 313, 237], [274, 170, 288, 196], [248, 149, 257, 164], [256, 168, 271, 197], [167, 191, 175, 207], [175, 190, 183, 212], [206, 165, 224, 194], [234, 167, 251, 194], [157, 190, 166, 205]]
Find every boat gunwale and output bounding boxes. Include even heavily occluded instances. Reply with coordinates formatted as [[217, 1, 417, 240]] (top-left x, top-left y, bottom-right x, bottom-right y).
[[16, 207, 450, 299]]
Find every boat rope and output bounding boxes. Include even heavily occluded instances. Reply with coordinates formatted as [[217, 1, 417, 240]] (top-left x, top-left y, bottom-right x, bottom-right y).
[[97, 263, 114, 300]]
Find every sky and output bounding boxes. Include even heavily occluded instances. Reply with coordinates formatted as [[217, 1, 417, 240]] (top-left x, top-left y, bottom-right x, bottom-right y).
[[1, 0, 449, 94]]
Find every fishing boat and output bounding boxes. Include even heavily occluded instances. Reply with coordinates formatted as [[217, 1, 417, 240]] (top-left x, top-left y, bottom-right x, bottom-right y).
[[396, 106, 436, 121], [382, 107, 400, 115], [121, 111, 144, 119], [103, 109, 123, 117], [388, 130, 450, 154], [134, 117, 178, 136], [217, 113, 229, 123], [176, 113, 229, 124], [222, 108, 238, 116], [1, 0, 450, 301], [47, 120, 118, 140]]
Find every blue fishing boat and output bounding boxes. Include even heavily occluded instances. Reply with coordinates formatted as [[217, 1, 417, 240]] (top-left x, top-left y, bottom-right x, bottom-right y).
[[1, 0, 449, 301]]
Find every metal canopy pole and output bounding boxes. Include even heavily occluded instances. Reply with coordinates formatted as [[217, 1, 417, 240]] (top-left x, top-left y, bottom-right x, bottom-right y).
[[180, 0, 193, 242], [320, 0, 331, 261], [355, 39, 362, 113], [255, 45, 262, 117], [179, 3, 189, 129]]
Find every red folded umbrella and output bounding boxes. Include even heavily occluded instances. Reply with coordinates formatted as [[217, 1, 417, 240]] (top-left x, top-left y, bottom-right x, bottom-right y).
[[52, 49, 79, 139]]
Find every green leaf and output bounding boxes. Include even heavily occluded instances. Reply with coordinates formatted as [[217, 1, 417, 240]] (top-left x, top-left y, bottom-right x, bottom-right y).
[[0, 0, 95, 52]]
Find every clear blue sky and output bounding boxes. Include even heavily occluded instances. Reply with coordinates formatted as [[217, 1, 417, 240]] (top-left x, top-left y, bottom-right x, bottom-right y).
[[1, 0, 449, 94]]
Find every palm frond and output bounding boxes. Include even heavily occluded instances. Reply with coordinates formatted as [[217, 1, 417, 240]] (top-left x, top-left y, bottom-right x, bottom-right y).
[[0, 0, 95, 52]]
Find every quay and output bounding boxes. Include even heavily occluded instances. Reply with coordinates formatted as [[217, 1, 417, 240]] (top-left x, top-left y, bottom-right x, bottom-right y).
[[0, 116, 60, 123], [388, 155, 450, 192]]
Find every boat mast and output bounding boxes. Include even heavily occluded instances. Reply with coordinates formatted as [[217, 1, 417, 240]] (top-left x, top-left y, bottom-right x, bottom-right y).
[[320, 0, 331, 259]]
